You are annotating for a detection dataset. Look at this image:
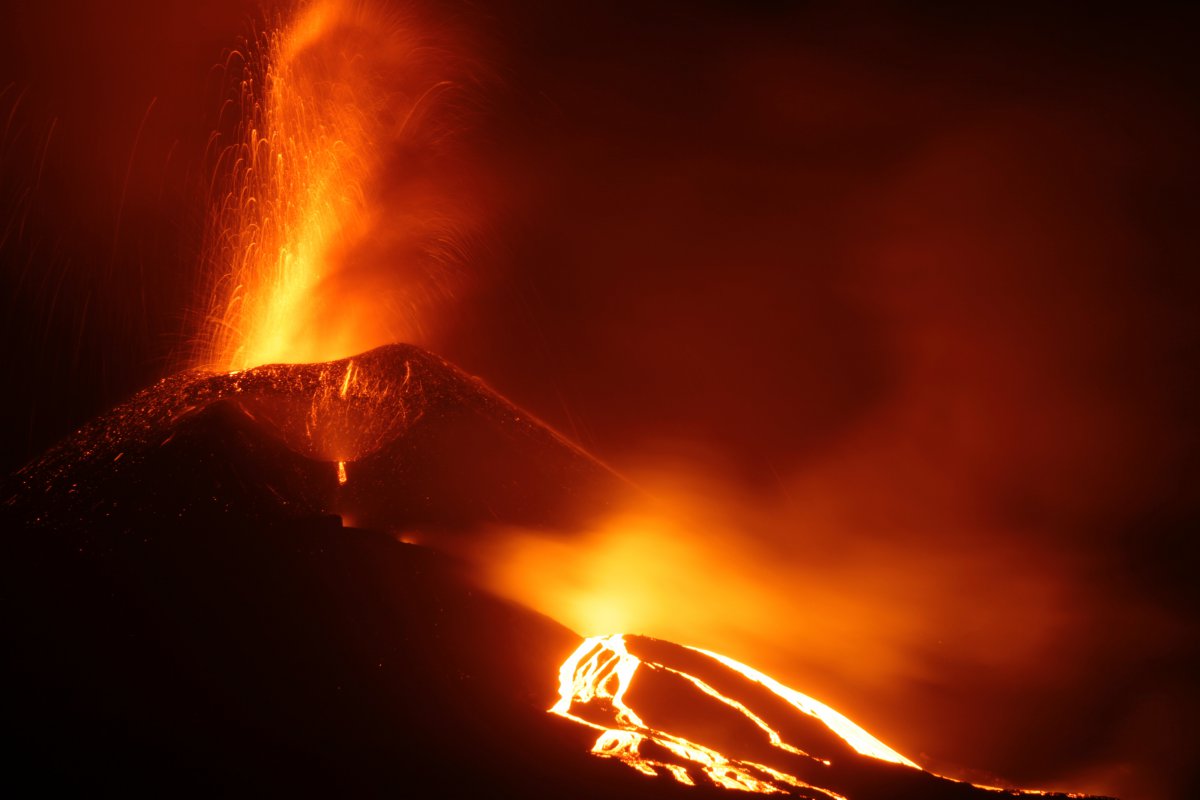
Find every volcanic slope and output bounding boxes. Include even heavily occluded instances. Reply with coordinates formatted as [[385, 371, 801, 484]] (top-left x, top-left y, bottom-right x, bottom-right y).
[[3, 345, 1113, 798], [8, 343, 627, 537]]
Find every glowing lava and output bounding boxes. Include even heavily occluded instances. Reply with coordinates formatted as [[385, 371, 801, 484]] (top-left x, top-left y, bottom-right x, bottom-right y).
[[197, 0, 469, 372], [552, 635, 1078, 798], [689, 645, 916, 768], [553, 634, 892, 796]]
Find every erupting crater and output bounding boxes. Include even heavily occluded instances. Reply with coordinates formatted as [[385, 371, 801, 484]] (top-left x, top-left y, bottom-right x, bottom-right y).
[[4, 343, 1112, 799], [0, 1, 1145, 796], [13, 343, 623, 535]]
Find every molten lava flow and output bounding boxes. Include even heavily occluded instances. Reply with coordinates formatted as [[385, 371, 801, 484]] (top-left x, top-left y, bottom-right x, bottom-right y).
[[687, 645, 915, 768], [551, 635, 1078, 798], [552, 634, 857, 797], [197, 0, 470, 372]]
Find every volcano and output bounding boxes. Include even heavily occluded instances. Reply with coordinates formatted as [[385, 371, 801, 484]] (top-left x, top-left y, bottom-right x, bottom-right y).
[[3, 345, 1112, 798]]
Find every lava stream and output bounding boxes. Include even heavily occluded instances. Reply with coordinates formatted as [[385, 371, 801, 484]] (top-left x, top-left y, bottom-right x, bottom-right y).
[[685, 644, 916, 768], [551, 634, 1079, 798], [552, 634, 850, 797]]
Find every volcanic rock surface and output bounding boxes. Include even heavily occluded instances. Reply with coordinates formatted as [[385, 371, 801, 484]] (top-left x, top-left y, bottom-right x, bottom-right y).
[[9, 343, 627, 536], [2, 345, 1113, 798]]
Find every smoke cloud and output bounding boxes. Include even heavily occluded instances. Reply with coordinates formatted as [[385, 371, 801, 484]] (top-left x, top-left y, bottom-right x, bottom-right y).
[[435, 4, 1199, 798], [2, 2, 1196, 798]]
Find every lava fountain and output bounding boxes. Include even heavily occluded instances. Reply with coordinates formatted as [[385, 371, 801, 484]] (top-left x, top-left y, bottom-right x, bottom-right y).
[[197, 0, 472, 371]]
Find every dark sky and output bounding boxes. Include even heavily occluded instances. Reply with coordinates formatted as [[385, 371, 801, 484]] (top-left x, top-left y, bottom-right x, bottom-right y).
[[2, 2, 1197, 798]]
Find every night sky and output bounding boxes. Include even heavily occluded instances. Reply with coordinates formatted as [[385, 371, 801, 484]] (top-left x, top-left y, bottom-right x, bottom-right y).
[[2, 3, 1197, 798]]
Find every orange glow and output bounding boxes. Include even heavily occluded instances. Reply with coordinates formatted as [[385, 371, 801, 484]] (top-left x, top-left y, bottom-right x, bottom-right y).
[[462, 465, 1106, 792], [196, 0, 472, 371], [336, 459, 348, 484]]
